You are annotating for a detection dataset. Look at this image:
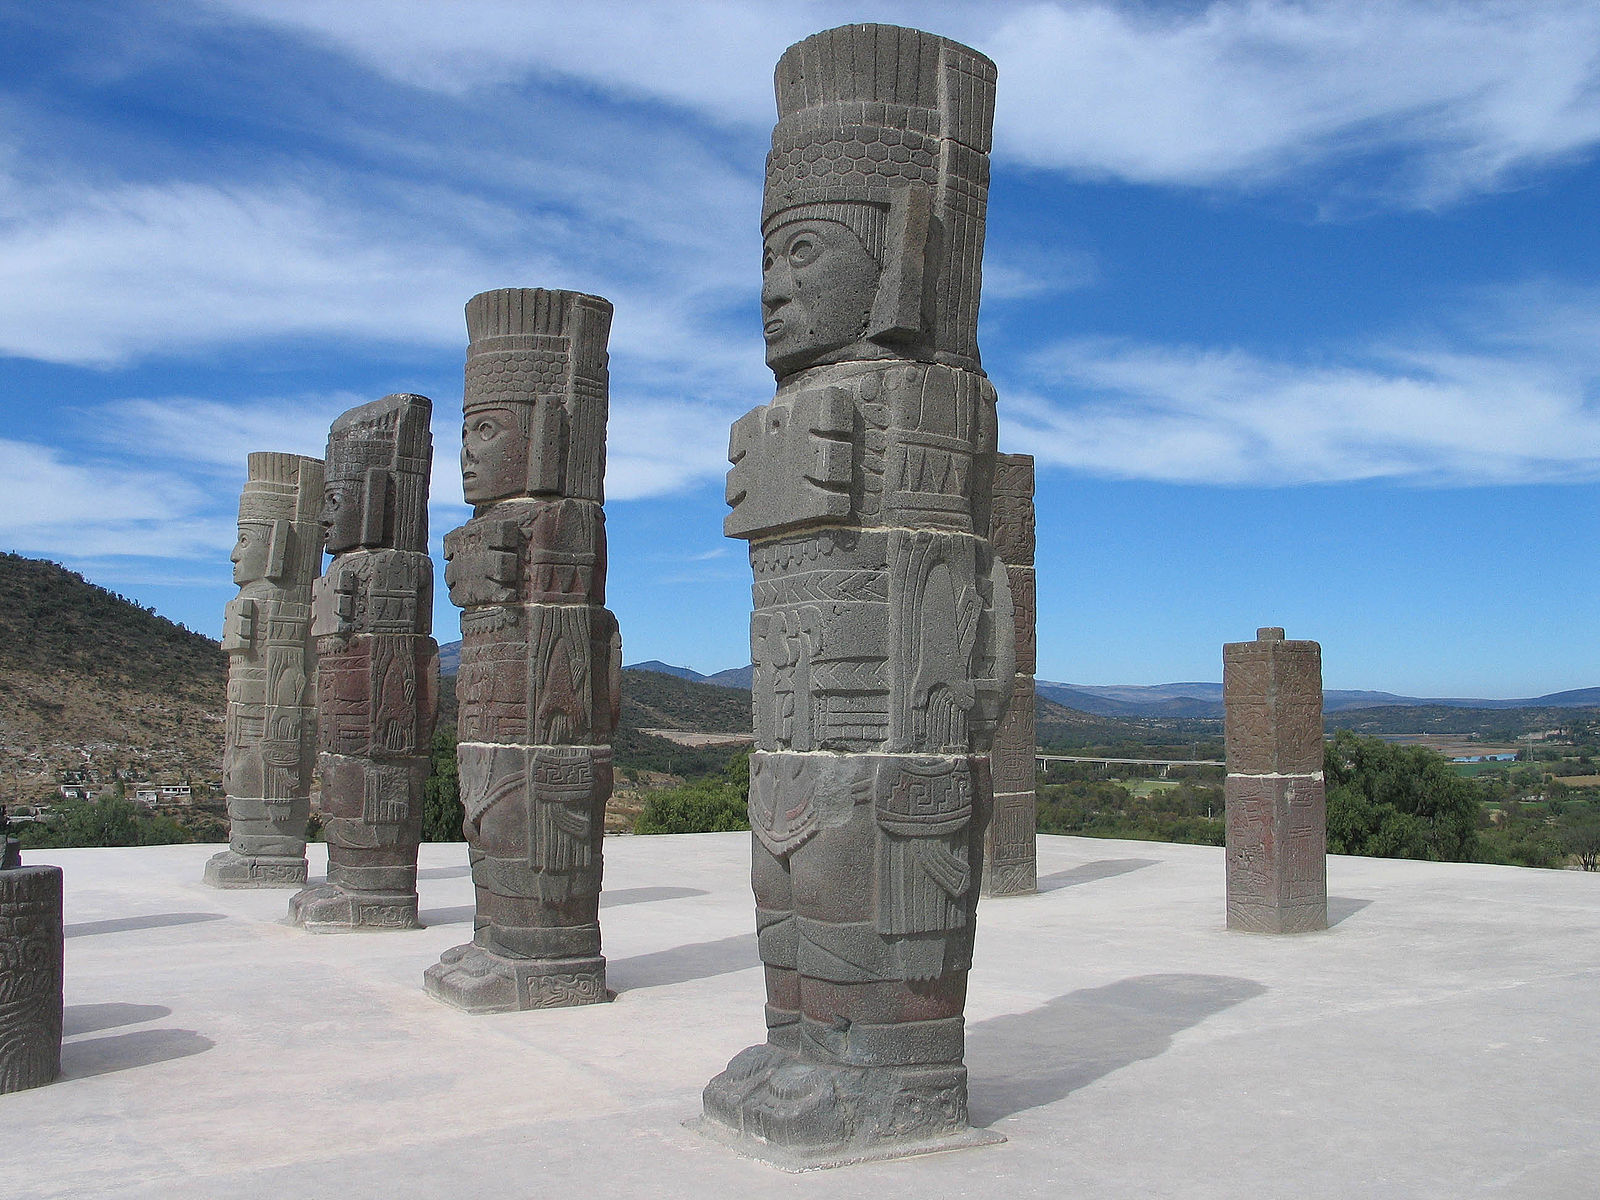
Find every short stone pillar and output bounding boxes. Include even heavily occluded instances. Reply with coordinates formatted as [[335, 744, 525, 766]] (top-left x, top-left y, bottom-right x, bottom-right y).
[[0, 865, 64, 1092], [1223, 628, 1327, 933], [983, 453, 1037, 897]]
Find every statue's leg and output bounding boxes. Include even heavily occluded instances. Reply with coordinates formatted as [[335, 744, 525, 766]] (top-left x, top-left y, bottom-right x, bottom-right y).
[[703, 830, 796, 1125]]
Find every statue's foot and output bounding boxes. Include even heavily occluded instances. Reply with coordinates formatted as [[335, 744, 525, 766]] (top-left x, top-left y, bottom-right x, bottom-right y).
[[702, 1042, 795, 1128], [423, 942, 608, 1013], [702, 1057, 970, 1157], [287, 882, 418, 931], [203, 850, 306, 889]]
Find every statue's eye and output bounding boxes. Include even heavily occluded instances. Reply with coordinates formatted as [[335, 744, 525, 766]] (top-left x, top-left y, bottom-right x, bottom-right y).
[[788, 236, 818, 267]]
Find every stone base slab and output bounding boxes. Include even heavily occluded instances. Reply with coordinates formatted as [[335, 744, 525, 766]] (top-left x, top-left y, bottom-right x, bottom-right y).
[[203, 850, 307, 889], [686, 1113, 1003, 1172], [286, 882, 419, 932], [423, 942, 610, 1013]]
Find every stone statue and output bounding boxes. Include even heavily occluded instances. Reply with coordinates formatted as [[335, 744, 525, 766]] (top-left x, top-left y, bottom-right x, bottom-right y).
[[1224, 628, 1328, 933], [0, 852, 62, 1092], [205, 452, 323, 889], [700, 24, 1013, 1164], [423, 288, 621, 1012], [983, 454, 1038, 896], [288, 394, 438, 931]]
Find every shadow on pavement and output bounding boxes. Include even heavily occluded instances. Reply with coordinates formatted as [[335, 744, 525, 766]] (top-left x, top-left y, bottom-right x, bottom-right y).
[[1036, 859, 1159, 892], [420, 886, 710, 928], [416, 866, 471, 881], [66, 912, 227, 939], [601, 886, 709, 907], [60, 1029, 215, 1080], [607, 933, 757, 992], [1328, 896, 1373, 927], [966, 972, 1267, 1123], [63, 1003, 172, 1037]]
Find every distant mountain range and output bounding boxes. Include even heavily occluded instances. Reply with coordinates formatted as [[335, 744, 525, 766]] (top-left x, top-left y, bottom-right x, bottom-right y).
[[596, 656, 1600, 719]]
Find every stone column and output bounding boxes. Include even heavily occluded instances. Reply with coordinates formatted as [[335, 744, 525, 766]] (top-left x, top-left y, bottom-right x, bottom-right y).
[[423, 288, 620, 1013], [205, 452, 323, 888], [983, 453, 1037, 897], [701, 25, 1013, 1165], [0, 864, 63, 1093], [289, 394, 438, 932], [1223, 627, 1327, 933]]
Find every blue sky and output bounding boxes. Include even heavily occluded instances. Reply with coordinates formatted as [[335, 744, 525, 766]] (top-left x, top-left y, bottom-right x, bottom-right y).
[[3, 0, 1599, 698]]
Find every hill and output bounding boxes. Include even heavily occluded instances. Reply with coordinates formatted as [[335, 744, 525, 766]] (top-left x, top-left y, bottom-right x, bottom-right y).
[[0, 553, 227, 794]]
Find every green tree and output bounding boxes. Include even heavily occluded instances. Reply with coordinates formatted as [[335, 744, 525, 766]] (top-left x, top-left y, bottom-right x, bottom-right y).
[[19, 795, 191, 848], [633, 778, 750, 834], [1563, 815, 1600, 871], [1324, 730, 1479, 862], [422, 728, 464, 843]]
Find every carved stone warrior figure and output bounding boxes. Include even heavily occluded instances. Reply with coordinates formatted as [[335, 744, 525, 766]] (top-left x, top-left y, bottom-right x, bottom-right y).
[[0, 859, 62, 1093], [288, 394, 438, 931], [701, 25, 1013, 1162], [423, 288, 621, 1012], [982, 454, 1038, 897], [205, 452, 323, 888]]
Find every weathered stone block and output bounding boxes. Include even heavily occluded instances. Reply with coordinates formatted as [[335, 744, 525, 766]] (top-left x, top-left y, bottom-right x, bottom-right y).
[[1225, 773, 1327, 933], [1223, 628, 1323, 776], [988, 453, 1035, 566], [0, 866, 63, 1093]]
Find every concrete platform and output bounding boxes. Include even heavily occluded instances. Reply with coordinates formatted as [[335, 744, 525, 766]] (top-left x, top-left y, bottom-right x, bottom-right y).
[[7, 834, 1598, 1198]]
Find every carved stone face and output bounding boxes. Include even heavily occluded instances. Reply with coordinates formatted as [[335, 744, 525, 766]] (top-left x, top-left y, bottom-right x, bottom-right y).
[[761, 218, 880, 375], [231, 522, 273, 585], [461, 407, 528, 505], [322, 481, 363, 554]]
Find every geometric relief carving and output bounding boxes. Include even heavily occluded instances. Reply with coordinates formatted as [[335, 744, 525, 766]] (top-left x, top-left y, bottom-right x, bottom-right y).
[[425, 287, 619, 1013]]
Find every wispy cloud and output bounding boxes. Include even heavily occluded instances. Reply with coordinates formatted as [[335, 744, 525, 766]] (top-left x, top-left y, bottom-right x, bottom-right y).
[[0, 437, 226, 561], [210, 0, 1600, 207], [987, 1, 1600, 206], [1003, 283, 1600, 485]]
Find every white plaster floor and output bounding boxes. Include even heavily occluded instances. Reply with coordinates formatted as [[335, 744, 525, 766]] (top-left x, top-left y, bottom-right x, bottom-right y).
[[6, 834, 1597, 1199]]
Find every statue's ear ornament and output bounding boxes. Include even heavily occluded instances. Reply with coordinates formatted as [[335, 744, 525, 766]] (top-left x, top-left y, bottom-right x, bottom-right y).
[[868, 185, 934, 345], [361, 466, 390, 547]]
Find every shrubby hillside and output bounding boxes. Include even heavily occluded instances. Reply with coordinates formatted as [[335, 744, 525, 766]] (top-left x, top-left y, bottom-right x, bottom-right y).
[[0, 554, 226, 792]]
